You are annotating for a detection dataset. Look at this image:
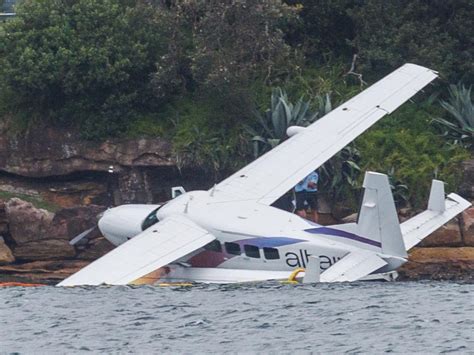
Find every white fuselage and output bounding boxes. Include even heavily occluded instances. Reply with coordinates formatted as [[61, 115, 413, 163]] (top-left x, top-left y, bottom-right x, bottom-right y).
[[97, 191, 400, 283]]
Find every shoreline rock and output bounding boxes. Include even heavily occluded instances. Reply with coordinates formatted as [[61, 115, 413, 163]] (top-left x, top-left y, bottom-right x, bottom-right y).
[[398, 247, 474, 281]]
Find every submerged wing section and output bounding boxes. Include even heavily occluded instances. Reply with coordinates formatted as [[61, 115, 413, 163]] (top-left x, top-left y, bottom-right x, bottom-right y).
[[58, 215, 214, 286], [213, 64, 437, 205], [320, 251, 387, 283]]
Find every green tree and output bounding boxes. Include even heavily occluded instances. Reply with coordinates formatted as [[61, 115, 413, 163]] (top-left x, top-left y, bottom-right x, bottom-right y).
[[152, 0, 297, 98], [0, 0, 169, 138], [349, 0, 474, 82], [285, 0, 355, 62]]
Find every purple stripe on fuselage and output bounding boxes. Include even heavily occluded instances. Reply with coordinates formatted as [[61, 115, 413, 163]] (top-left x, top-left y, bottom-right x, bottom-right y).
[[304, 227, 382, 248]]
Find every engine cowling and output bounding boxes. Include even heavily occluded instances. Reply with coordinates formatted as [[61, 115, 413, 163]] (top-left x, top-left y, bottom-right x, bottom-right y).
[[286, 126, 306, 137]]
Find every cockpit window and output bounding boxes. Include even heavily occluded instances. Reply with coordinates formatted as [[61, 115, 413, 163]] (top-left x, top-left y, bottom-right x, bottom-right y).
[[204, 240, 222, 252], [141, 206, 163, 231]]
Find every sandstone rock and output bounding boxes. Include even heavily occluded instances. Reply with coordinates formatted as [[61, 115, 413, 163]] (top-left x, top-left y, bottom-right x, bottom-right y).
[[317, 213, 339, 226], [13, 239, 75, 261], [118, 168, 153, 204], [0, 237, 15, 264], [418, 219, 462, 247], [398, 207, 416, 222], [408, 247, 474, 262], [76, 237, 115, 260], [0, 121, 173, 178], [0, 260, 90, 284], [0, 201, 8, 234], [48, 205, 105, 241], [398, 247, 474, 281], [43, 181, 108, 207], [5, 198, 54, 245], [341, 213, 358, 224], [461, 207, 474, 246]]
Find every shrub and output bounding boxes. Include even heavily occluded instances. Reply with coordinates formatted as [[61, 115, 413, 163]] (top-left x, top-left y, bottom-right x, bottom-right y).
[[432, 83, 474, 150], [0, 0, 168, 138], [356, 128, 469, 208]]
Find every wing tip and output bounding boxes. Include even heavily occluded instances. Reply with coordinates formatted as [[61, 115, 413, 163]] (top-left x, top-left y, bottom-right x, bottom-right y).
[[401, 63, 439, 76]]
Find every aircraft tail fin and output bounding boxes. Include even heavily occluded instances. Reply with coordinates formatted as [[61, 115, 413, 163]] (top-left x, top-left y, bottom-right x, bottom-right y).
[[312, 172, 470, 258], [401, 182, 471, 250], [357, 172, 407, 257]]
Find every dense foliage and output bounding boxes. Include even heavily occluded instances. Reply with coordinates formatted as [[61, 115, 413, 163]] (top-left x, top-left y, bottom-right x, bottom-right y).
[[0, 0, 472, 207], [0, 0, 171, 137]]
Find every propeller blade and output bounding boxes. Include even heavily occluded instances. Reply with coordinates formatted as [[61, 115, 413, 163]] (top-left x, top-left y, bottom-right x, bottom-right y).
[[69, 226, 97, 246]]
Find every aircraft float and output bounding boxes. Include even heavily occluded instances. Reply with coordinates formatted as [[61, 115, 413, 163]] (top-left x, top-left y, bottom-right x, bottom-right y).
[[59, 64, 471, 286]]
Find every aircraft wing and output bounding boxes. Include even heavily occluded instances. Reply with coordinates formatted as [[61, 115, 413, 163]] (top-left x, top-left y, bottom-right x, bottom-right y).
[[58, 215, 215, 286], [213, 64, 437, 205], [320, 251, 387, 282]]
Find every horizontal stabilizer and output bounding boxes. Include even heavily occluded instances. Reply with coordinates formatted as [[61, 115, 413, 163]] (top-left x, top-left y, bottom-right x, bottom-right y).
[[58, 215, 215, 286], [401, 193, 471, 250], [320, 251, 387, 282]]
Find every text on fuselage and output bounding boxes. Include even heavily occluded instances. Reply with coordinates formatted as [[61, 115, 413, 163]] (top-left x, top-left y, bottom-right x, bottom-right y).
[[285, 249, 341, 270]]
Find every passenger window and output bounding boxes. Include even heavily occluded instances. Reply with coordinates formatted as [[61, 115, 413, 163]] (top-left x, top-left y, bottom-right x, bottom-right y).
[[225, 242, 241, 255], [204, 240, 222, 252], [263, 247, 280, 260], [244, 245, 260, 258]]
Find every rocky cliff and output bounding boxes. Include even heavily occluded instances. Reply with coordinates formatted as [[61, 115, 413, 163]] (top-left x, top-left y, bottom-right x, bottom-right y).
[[0, 122, 213, 206]]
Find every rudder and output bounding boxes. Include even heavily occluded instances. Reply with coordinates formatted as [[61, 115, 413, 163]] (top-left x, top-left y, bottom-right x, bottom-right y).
[[357, 172, 407, 257]]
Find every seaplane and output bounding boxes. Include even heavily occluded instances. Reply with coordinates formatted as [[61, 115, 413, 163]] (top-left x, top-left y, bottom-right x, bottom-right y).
[[58, 64, 471, 286]]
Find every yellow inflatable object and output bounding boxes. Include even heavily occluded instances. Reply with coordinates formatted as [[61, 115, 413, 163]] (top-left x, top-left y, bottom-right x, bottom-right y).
[[280, 268, 305, 285]]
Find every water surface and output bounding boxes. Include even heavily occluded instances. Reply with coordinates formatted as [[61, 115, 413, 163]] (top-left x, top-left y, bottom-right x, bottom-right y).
[[1, 282, 472, 353]]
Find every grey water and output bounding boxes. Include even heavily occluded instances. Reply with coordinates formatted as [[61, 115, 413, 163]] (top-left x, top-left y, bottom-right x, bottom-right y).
[[0, 282, 473, 354]]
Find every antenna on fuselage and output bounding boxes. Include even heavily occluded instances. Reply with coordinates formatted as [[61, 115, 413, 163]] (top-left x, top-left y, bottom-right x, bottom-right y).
[[209, 184, 217, 197], [184, 195, 193, 213]]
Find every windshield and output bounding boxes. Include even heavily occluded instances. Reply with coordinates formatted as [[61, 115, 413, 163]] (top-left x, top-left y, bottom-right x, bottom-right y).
[[141, 205, 163, 231]]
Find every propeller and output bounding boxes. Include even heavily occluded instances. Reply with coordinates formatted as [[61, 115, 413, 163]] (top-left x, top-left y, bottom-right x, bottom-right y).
[[69, 211, 105, 246]]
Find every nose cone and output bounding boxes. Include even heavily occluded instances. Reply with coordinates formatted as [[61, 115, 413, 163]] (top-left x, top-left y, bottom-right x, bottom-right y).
[[98, 204, 159, 246]]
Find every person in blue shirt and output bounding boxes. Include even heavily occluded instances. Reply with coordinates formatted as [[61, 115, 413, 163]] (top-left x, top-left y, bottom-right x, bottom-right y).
[[295, 170, 319, 222]]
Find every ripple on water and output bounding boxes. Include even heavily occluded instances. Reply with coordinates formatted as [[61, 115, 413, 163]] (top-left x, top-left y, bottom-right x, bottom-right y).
[[0, 281, 473, 353]]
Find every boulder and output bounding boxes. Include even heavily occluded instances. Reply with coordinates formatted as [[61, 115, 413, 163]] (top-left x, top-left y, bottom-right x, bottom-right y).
[[341, 213, 358, 224], [0, 237, 15, 264], [76, 237, 115, 260], [5, 198, 54, 245], [13, 239, 75, 261], [0, 201, 8, 234], [48, 205, 106, 241], [418, 219, 462, 247], [461, 207, 474, 246]]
